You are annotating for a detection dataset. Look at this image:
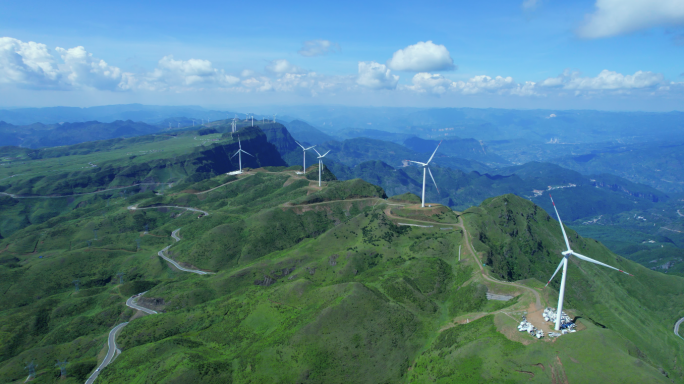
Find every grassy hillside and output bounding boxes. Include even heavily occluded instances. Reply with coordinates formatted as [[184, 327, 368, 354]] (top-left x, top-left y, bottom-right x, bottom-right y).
[[0, 126, 286, 237], [464, 194, 684, 380], [1, 165, 683, 383]]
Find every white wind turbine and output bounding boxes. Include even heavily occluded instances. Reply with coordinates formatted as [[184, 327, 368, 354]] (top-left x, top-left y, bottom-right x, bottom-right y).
[[273, 113, 277, 123], [231, 136, 254, 173], [405, 141, 442, 208], [546, 195, 633, 331], [313, 148, 330, 187], [295, 141, 316, 174]]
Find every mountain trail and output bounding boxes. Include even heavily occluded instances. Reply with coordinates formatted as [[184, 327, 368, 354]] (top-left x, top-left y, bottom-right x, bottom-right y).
[[86, 224, 209, 383]]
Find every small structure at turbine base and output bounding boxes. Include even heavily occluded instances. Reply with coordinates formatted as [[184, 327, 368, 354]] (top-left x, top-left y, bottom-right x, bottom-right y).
[[517, 315, 544, 339], [543, 307, 577, 334]]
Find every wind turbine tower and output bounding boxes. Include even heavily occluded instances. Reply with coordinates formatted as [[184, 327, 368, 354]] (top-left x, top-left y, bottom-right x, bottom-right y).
[[72, 279, 80, 292], [546, 195, 633, 331], [25, 361, 37, 380], [273, 114, 277, 123], [117, 272, 125, 284], [405, 141, 442, 208], [295, 141, 315, 174], [55, 359, 68, 378], [313, 149, 331, 187], [231, 136, 254, 173], [251, 115, 254, 127]]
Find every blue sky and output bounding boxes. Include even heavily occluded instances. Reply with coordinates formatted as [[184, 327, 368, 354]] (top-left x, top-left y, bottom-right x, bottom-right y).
[[1, 0, 683, 110]]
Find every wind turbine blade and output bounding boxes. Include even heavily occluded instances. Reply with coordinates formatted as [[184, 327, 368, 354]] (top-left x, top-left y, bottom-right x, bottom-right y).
[[320, 150, 330, 158], [231, 151, 239, 159], [242, 150, 254, 157], [295, 141, 306, 149], [427, 167, 439, 193], [406, 160, 427, 166], [572, 251, 633, 276], [426, 140, 443, 164], [546, 258, 565, 286], [549, 195, 572, 252], [312, 148, 322, 157], [305, 146, 316, 150]]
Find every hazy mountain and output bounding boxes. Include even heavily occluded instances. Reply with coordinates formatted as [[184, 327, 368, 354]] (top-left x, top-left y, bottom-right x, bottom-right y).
[[0, 104, 236, 125], [335, 160, 668, 221], [0, 120, 164, 148], [285, 119, 337, 145], [548, 140, 684, 193], [403, 136, 510, 166]]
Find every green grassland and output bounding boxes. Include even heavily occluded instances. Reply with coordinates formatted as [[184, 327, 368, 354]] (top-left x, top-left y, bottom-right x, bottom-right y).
[[0, 126, 285, 238], [1, 166, 684, 382]]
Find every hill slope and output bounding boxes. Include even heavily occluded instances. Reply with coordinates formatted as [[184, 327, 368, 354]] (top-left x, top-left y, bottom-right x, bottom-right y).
[[1, 167, 683, 382]]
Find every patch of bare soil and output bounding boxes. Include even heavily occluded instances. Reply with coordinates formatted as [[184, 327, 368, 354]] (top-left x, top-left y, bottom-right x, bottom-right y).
[[526, 302, 554, 334], [138, 297, 166, 312], [129, 310, 146, 321], [550, 356, 569, 384], [495, 312, 535, 345], [515, 369, 535, 379], [283, 177, 296, 187]]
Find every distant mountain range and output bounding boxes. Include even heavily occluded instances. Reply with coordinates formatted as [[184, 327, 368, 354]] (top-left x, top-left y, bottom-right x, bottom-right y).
[[548, 140, 684, 194], [0, 120, 163, 148], [331, 160, 668, 221], [0, 104, 239, 125]]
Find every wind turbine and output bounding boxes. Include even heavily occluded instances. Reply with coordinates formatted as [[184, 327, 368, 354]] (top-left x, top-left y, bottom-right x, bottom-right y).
[[251, 114, 254, 126], [546, 195, 633, 331], [231, 136, 253, 173], [295, 141, 315, 174], [273, 113, 277, 123], [313, 148, 330, 187], [405, 141, 442, 208]]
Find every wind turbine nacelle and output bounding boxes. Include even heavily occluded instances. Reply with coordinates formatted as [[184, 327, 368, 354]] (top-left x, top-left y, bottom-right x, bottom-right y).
[[562, 250, 573, 256]]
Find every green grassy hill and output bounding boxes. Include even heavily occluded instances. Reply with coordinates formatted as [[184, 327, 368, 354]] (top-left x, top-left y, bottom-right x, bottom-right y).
[[0, 126, 286, 237], [1, 165, 684, 383]]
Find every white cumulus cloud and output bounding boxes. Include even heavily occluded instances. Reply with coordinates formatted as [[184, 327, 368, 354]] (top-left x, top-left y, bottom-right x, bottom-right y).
[[540, 69, 665, 91], [0, 37, 126, 90], [298, 40, 340, 57], [357, 61, 399, 90], [265, 59, 306, 74], [143, 55, 240, 90], [577, 0, 684, 38], [55, 46, 123, 90], [387, 41, 455, 72], [405, 72, 536, 96]]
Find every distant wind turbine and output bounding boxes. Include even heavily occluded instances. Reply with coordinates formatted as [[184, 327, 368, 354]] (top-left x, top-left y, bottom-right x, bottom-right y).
[[546, 195, 633, 331], [231, 136, 253, 173], [313, 148, 330, 187], [273, 113, 277, 123], [251, 115, 254, 127], [405, 141, 442, 208], [295, 141, 315, 174]]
